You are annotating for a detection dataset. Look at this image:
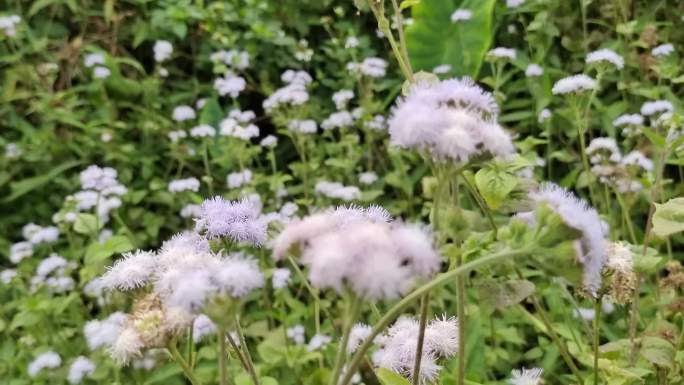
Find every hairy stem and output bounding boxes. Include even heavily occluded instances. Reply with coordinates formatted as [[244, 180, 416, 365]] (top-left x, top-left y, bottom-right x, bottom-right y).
[[412, 293, 430, 385], [168, 342, 202, 385], [235, 316, 260, 385], [219, 329, 229, 385]]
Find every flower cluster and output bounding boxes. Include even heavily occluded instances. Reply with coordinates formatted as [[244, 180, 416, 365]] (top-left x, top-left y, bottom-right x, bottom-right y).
[[586, 137, 653, 193]]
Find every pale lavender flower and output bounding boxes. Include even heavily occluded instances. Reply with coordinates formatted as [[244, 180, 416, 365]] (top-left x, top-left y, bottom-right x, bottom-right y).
[[552, 74, 596, 94], [586, 48, 624, 69], [450, 9, 472, 22], [525, 64, 544, 77], [640, 100, 673, 116], [168, 177, 200, 193], [28, 351, 61, 377], [68, 356, 95, 384], [508, 367, 543, 385], [652, 43, 674, 57], [195, 196, 266, 245], [172, 105, 196, 122], [153, 40, 173, 62]]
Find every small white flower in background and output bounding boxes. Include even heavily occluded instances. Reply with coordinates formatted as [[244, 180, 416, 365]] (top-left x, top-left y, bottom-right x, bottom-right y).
[[525, 64, 544, 77], [487, 47, 516, 60], [508, 367, 543, 385], [282, 69, 313, 85], [10, 241, 33, 264], [100, 250, 157, 291], [168, 177, 200, 193], [101, 132, 113, 142], [365, 115, 387, 131], [180, 204, 202, 219], [640, 100, 673, 116], [287, 325, 305, 345], [433, 64, 452, 74], [525, 183, 607, 295], [153, 40, 173, 63], [586, 137, 621, 163], [28, 351, 61, 377], [345, 36, 360, 48], [260, 135, 278, 147], [195, 197, 266, 244], [158, 67, 169, 77], [4, 142, 22, 159], [652, 43, 674, 57], [332, 89, 354, 110], [347, 323, 372, 353], [196, 98, 207, 109], [84, 312, 127, 350], [306, 334, 332, 352], [322, 111, 355, 130], [372, 315, 458, 383], [272, 268, 291, 289], [552, 74, 597, 95], [280, 202, 299, 217], [172, 105, 196, 122], [67, 356, 95, 384], [263, 82, 310, 111], [507, 24, 518, 34], [214, 73, 246, 98], [314, 181, 361, 201], [132, 351, 158, 371], [288, 119, 317, 134], [190, 124, 216, 138], [36, 253, 68, 279], [613, 113, 644, 135], [622, 151, 653, 171], [1, 269, 17, 284], [210, 49, 250, 70], [451, 9, 472, 22], [574, 307, 596, 321], [99, 229, 113, 243], [506, 0, 526, 8], [27, 225, 60, 245], [295, 39, 314, 62], [227, 169, 253, 189], [359, 57, 388, 77], [84, 53, 105, 68], [0, 15, 21, 36], [110, 326, 144, 364], [91, 65, 110, 79], [80, 165, 123, 192], [220, 118, 260, 140], [586, 48, 624, 69], [192, 314, 217, 342], [168, 130, 187, 142], [229, 109, 257, 122], [538, 108, 552, 123], [359, 171, 378, 185]]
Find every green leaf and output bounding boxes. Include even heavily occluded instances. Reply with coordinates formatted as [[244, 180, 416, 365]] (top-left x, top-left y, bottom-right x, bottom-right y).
[[476, 279, 535, 311], [376, 368, 412, 385], [640, 336, 674, 369], [73, 213, 102, 235], [474, 167, 518, 210], [3, 160, 81, 202], [652, 197, 684, 237], [400, 0, 421, 10], [405, 0, 496, 77], [199, 97, 223, 128], [84, 235, 135, 265]]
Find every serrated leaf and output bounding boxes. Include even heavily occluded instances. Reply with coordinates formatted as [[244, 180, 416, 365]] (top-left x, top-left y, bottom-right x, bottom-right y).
[[652, 197, 684, 237], [474, 167, 518, 209], [405, 0, 496, 77], [376, 368, 412, 385], [73, 213, 102, 235]]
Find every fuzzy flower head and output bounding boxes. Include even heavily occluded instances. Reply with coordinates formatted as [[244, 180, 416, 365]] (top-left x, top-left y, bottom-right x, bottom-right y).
[[168, 177, 200, 193], [288, 119, 317, 134], [388, 77, 513, 163], [552, 74, 597, 95], [450, 9, 472, 22], [525, 64, 544, 77], [487, 47, 516, 61], [153, 40, 173, 62], [195, 196, 267, 245], [100, 250, 157, 291], [613, 114, 644, 137], [527, 184, 607, 295], [315, 181, 361, 201], [214, 73, 246, 98], [28, 351, 61, 377], [586, 48, 624, 69], [172, 105, 196, 122], [508, 367, 543, 385], [68, 356, 96, 384], [603, 242, 637, 304], [640, 100, 673, 117], [652, 43, 674, 58], [272, 206, 441, 299]]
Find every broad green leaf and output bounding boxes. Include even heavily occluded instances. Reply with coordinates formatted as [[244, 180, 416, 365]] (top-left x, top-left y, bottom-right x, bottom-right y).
[[376, 368, 411, 385], [474, 167, 518, 209], [199, 97, 223, 128], [3, 160, 82, 202], [652, 197, 684, 237], [477, 279, 535, 312], [640, 336, 674, 369], [405, 0, 496, 77], [74, 213, 102, 235], [84, 235, 135, 265]]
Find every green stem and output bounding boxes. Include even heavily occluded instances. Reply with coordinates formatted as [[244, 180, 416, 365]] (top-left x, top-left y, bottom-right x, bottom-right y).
[[202, 141, 214, 196], [456, 255, 466, 385], [219, 329, 229, 385], [329, 295, 363, 385], [461, 174, 498, 238], [594, 297, 602, 385], [168, 342, 203, 385], [412, 293, 430, 385], [226, 331, 250, 376], [338, 247, 533, 385], [235, 316, 260, 385]]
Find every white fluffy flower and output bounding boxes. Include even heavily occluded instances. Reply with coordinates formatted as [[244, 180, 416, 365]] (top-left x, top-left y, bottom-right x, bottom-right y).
[[195, 197, 266, 245], [552, 74, 597, 94], [181, 204, 203, 219], [282, 69, 313, 85], [432, 64, 452, 74], [227, 169, 253, 189], [359, 171, 378, 185], [168, 130, 187, 142], [109, 327, 144, 364], [220, 118, 259, 140], [613, 114, 644, 128], [528, 183, 607, 295], [538, 109, 552, 123], [263, 83, 309, 111], [153, 40, 173, 62], [332, 89, 354, 110], [506, 0, 525, 8], [508, 367, 543, 385], [388, 77, 513, 162], [288, 119, 317, 134], [28, 226, 60, 245], [190, 124, 216, 138], [36, 254, 68, 278], [100, 250, 157, 291], [322, 111, 355, 130], [214, 74, 246, 98], [84, 53, 105, 68], [1, 269, 17, 284], [210, 49, 250, 70], [213, 254, 265, 298], [168, 177, 200, 193], [193, 314, 217, 342], [28, 351, 61, 377], [487, 47, 516, 60], [68, 356, 95, 384], [287, 325, 306, 344], [307, 334, 332, 352], [652, 43, 674, 57], [525, 64, 544, 77], [586, 137, 621, 164], [622, 151, 653, 171], [273, 206, 441, 300], [271, 268, 291, 289], [347, 323, 372, 353], [451, 9, 472, 22], [0, 15, 21, 36], [4, 142, 22, 158], [359, 57, 388, 78], [93, 66, 111, 79], [640, 100, 673, 116], [84, 312, 127, 350], [315, 181, 361, 201], [10, 241, 33, 264], [586, 48, 624, 69], [260, 135, 278, 147], [345, 36, 360, 49], [172, 105, 196, 122]]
